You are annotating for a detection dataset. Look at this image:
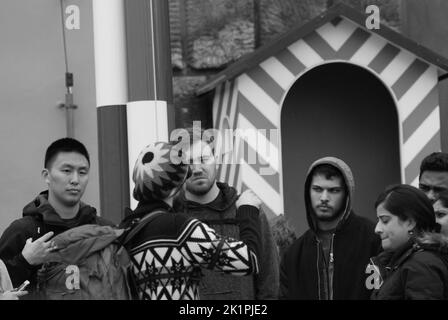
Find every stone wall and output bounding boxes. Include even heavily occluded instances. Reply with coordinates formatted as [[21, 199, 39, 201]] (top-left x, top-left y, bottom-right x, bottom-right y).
[[170, 0, 403, 129]]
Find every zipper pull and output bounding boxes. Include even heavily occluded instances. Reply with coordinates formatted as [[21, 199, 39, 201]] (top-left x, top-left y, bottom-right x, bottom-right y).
[[330, 233, 335, 263], [37, 227, 41, 234]]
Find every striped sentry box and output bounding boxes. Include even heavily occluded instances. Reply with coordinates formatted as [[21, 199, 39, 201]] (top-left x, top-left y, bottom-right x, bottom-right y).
[[210, 14, 446, 219]]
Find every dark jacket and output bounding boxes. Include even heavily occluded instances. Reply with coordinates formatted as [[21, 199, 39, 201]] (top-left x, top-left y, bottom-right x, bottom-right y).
[[174, 182, 279, 300], [371, 233, 448, 300], [0, 191, 112, 293], [120, 199, 261, 300], [280, 157, 381, 300]]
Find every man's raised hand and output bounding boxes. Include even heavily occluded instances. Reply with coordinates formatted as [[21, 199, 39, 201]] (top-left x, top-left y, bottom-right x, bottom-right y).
[[21, 231, 55, 265], [236, 189, 262, 210]]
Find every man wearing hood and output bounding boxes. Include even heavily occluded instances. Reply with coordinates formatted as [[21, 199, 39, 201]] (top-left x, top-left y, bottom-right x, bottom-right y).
[[173, 128, 279, 300], [0, 138, 112, 296], [280, 157, 381, 300]]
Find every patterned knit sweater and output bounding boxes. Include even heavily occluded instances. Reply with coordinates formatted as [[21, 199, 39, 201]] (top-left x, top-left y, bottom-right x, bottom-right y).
[[121, 200, 260, 300]]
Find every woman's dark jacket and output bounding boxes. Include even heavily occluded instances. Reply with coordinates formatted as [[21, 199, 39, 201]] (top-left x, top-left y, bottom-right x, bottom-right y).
[[371, 233, 448, 300]]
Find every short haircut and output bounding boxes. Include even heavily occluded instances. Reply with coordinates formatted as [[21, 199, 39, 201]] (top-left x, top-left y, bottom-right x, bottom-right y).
[[419, 152, 448, 178], [310, 164, 346, 191], [44, 138, 90, 169], [375, 184, 436, 233], [436, 190, 448, 208]]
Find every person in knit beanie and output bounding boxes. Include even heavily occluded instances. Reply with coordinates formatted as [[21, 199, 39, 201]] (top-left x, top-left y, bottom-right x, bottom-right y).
[[121, 141, 262, 300]]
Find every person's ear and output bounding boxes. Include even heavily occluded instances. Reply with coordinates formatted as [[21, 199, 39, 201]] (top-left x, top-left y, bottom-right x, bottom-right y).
[[405, 218, 416, 232], [42, 168, 50, 184]]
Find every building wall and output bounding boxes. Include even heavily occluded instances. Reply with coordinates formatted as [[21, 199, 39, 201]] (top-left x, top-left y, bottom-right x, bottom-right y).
[[211, 14, 444, 236], [0, 0, 99, 234], [401, 0, 448, 151]]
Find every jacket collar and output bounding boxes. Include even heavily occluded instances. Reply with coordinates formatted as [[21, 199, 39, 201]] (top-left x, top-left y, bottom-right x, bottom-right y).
[[383, 232, 448, 268], [373, 239, 423, 277], [175, 182, 238, 212], [22, 190, 98, 227], [120, 199, 172, 229]]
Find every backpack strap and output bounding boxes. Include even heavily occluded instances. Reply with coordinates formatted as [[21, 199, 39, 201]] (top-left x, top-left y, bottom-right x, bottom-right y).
[[122, 210, 166, 246]]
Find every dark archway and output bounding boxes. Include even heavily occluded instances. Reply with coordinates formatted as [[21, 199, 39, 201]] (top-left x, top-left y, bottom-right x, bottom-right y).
[[281, 62, 401, 237]]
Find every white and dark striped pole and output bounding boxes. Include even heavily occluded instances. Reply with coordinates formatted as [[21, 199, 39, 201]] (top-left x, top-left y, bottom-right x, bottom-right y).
[[93, 0, 130, 223], [124, 0, 175, 209], [94, 0, 175, 218]]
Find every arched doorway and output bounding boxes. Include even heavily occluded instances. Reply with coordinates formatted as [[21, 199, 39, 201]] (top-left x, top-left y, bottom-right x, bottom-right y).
[[281, 62, 401, 236]]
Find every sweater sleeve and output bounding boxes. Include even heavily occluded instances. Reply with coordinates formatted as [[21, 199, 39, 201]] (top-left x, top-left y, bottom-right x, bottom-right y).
[[279, 250, 290, 299], [235, 205, 261, 261], [184, 205, 261, 275], [254, 209, 279, 300], [0, 220, 37, 287]]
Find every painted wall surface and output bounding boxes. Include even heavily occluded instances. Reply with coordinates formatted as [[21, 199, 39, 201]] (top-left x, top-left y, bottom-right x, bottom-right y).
[[401, 0, 448, 151], [0, 0, 99, 234]]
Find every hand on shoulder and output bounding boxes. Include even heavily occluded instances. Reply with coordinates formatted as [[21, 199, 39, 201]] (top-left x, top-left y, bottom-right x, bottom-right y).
[[236, 190, 262, 210]]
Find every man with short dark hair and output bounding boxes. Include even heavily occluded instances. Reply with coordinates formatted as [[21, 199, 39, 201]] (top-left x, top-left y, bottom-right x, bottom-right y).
[[280, 157, 381, 300], [419, 152, 448, 204], [0, 138, 112, 296]]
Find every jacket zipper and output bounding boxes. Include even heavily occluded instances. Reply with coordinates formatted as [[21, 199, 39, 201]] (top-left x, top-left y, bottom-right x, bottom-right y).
[[316, 238, 321, 300], [329, 233, 335, 300]]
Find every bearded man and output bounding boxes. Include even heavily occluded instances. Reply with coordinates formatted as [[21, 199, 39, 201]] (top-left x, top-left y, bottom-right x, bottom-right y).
[[174, 128, 279, 300]]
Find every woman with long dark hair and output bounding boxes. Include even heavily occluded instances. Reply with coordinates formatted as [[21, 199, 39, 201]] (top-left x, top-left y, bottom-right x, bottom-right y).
[[371, 184, 448, 299]]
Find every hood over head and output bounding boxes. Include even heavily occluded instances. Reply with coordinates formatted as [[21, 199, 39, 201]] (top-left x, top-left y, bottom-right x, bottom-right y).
[[304, 157, 355, 232]]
